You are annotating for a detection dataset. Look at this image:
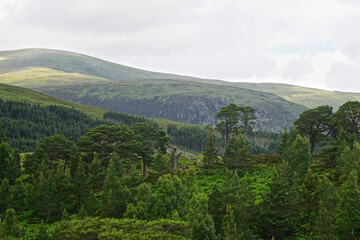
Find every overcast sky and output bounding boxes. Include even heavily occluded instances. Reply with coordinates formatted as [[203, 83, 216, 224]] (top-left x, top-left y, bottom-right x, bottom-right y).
[[1, 0, 360, 92]]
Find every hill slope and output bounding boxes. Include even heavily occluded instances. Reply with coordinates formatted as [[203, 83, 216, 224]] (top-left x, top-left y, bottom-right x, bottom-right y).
[[0, 48, 195, 81]]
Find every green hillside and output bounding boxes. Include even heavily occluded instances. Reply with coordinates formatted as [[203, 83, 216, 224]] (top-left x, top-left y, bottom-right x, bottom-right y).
[[0, 48, 195, 81], [0, 83, 106, 119], [232, 82, 360, 110]]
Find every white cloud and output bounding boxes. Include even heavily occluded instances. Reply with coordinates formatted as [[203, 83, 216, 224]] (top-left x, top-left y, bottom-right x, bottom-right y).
[[0, 0, 359, 92]]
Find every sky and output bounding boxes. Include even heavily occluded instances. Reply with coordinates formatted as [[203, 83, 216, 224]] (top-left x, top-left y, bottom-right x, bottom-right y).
[[0, 0, 360, 92]]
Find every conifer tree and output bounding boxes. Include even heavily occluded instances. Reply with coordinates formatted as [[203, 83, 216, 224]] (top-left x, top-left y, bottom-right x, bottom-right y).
[[258, 161, 301, 239], [88, 152, 105, 191], [9, 179, 26, 212], [222, 204, 237, 240], [4, 208, 18, 237], [338, 142, 360, 184], [223, 134, 249, 172], [313, 200, 335, 240], [283, 134, 312, 177], [54, 163, 72, 218], [72, 157, 89, 210], [301, 168, 317, 226], [101, 157, 125, 218], [337, 170, 360, 239], [203, 130, 218, 172], [0, 122, 6, 143], [189, 193, 217, 240], [277, 127, 289, 155], [36, 220, 49, 240], [208, 184, 224, 237], [0, 178, 9, 215], [151, 149, 169, 179]]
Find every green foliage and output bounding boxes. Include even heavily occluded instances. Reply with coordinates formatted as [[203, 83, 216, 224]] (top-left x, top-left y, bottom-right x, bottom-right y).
[[294, 105, 333, 154], [54, 217, 191, 240], [283, 134, 312, 177], [336, 171, 360, 239], [222, 204, 237, 240], [203, 130, 218, 172], [223, 134, 250, 172]]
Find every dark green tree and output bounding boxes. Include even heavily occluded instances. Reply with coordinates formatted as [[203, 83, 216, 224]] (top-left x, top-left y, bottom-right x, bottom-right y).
[[216, 103, 240, 144], [294, 105, 333, 154], [203, 130, 218, 172], [223, 134, 249, 172], [335, 101, 360, 137], [101, 158, 126, 218], [188, 193, 217, 240], [4, 208, 18, 238], [337, 170, 360, 239], [222, 204, 237, 240], [72, 157, 90, 210], [283, 134, 312, 177], [151, 149, 169, 179], [258, 161, 301, 239], [238, 106, 256, 137], [313, 200, 335, 240], [208, 184, 224, 237]]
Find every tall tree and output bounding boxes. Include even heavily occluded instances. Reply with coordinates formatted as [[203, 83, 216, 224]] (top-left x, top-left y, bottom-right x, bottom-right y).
[[188, 193, 217, 240], [337, 170, 360, 239], [208, 184, 224, 237], [203, 130, 218, 172], [283, 134, 312, 177], [223, 134, 249, 172], [294, 105, 333, 154], [335, 101, 360, 137], [238, 106, 256, 137], [222, 204, 237, 240], [216, 103, 240, 144]]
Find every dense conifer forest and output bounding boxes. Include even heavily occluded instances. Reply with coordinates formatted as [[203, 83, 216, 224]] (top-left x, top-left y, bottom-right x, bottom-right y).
[[0, 101, 360, 239]]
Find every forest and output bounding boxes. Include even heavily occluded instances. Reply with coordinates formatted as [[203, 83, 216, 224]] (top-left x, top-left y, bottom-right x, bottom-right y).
[[0, 101, 360, 239]]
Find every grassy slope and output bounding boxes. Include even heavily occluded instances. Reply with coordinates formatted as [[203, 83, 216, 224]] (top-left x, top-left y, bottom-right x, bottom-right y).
[[0, 83, 106, 119], [0, 83, 196, 130], [232, 82, 360, 110], [0, 48, 195, 81]]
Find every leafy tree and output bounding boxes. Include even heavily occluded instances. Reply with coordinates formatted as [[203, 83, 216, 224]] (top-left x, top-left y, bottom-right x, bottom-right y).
[[216, 103, 240, 144], [203, 130, 218, 172], [294, 105, 333, 154], [223, 134, 249, 172]]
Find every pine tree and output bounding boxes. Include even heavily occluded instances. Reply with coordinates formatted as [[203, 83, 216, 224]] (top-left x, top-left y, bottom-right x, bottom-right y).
[[88, 152, 105, 191], [203, 130, 218, 172], [0, 122, 6, 143], [101, 158, 126, 218], [72, 157, 89, 209], [313, 200, 335, 240], [222, 204, 237, 240], [235, 174, 256, 239], [189, 193, 217, 240], [258, 161, 301, 239], [338, 142, 360, 184], [283, 134, 312, 177], [223, 134, 249, 172], [337, 170, 360, 239], [36, 220, 49, 240], [54, 163, 73, 218], [0, 178, 9, 215], [208, 184, 224, 237], [151, 149, 169, 179], [301, 168, 317, 228], [278, 127, 289, 155], [4, 208, 18, 237]]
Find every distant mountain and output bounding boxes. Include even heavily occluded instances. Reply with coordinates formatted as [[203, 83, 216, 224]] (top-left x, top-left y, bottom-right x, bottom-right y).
[[0, 48, 315, 132], [0, 48, 196, 81]]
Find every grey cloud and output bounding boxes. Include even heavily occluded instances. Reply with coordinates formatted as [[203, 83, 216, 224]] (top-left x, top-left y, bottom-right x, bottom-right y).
[[326, 59, 360, 92]]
